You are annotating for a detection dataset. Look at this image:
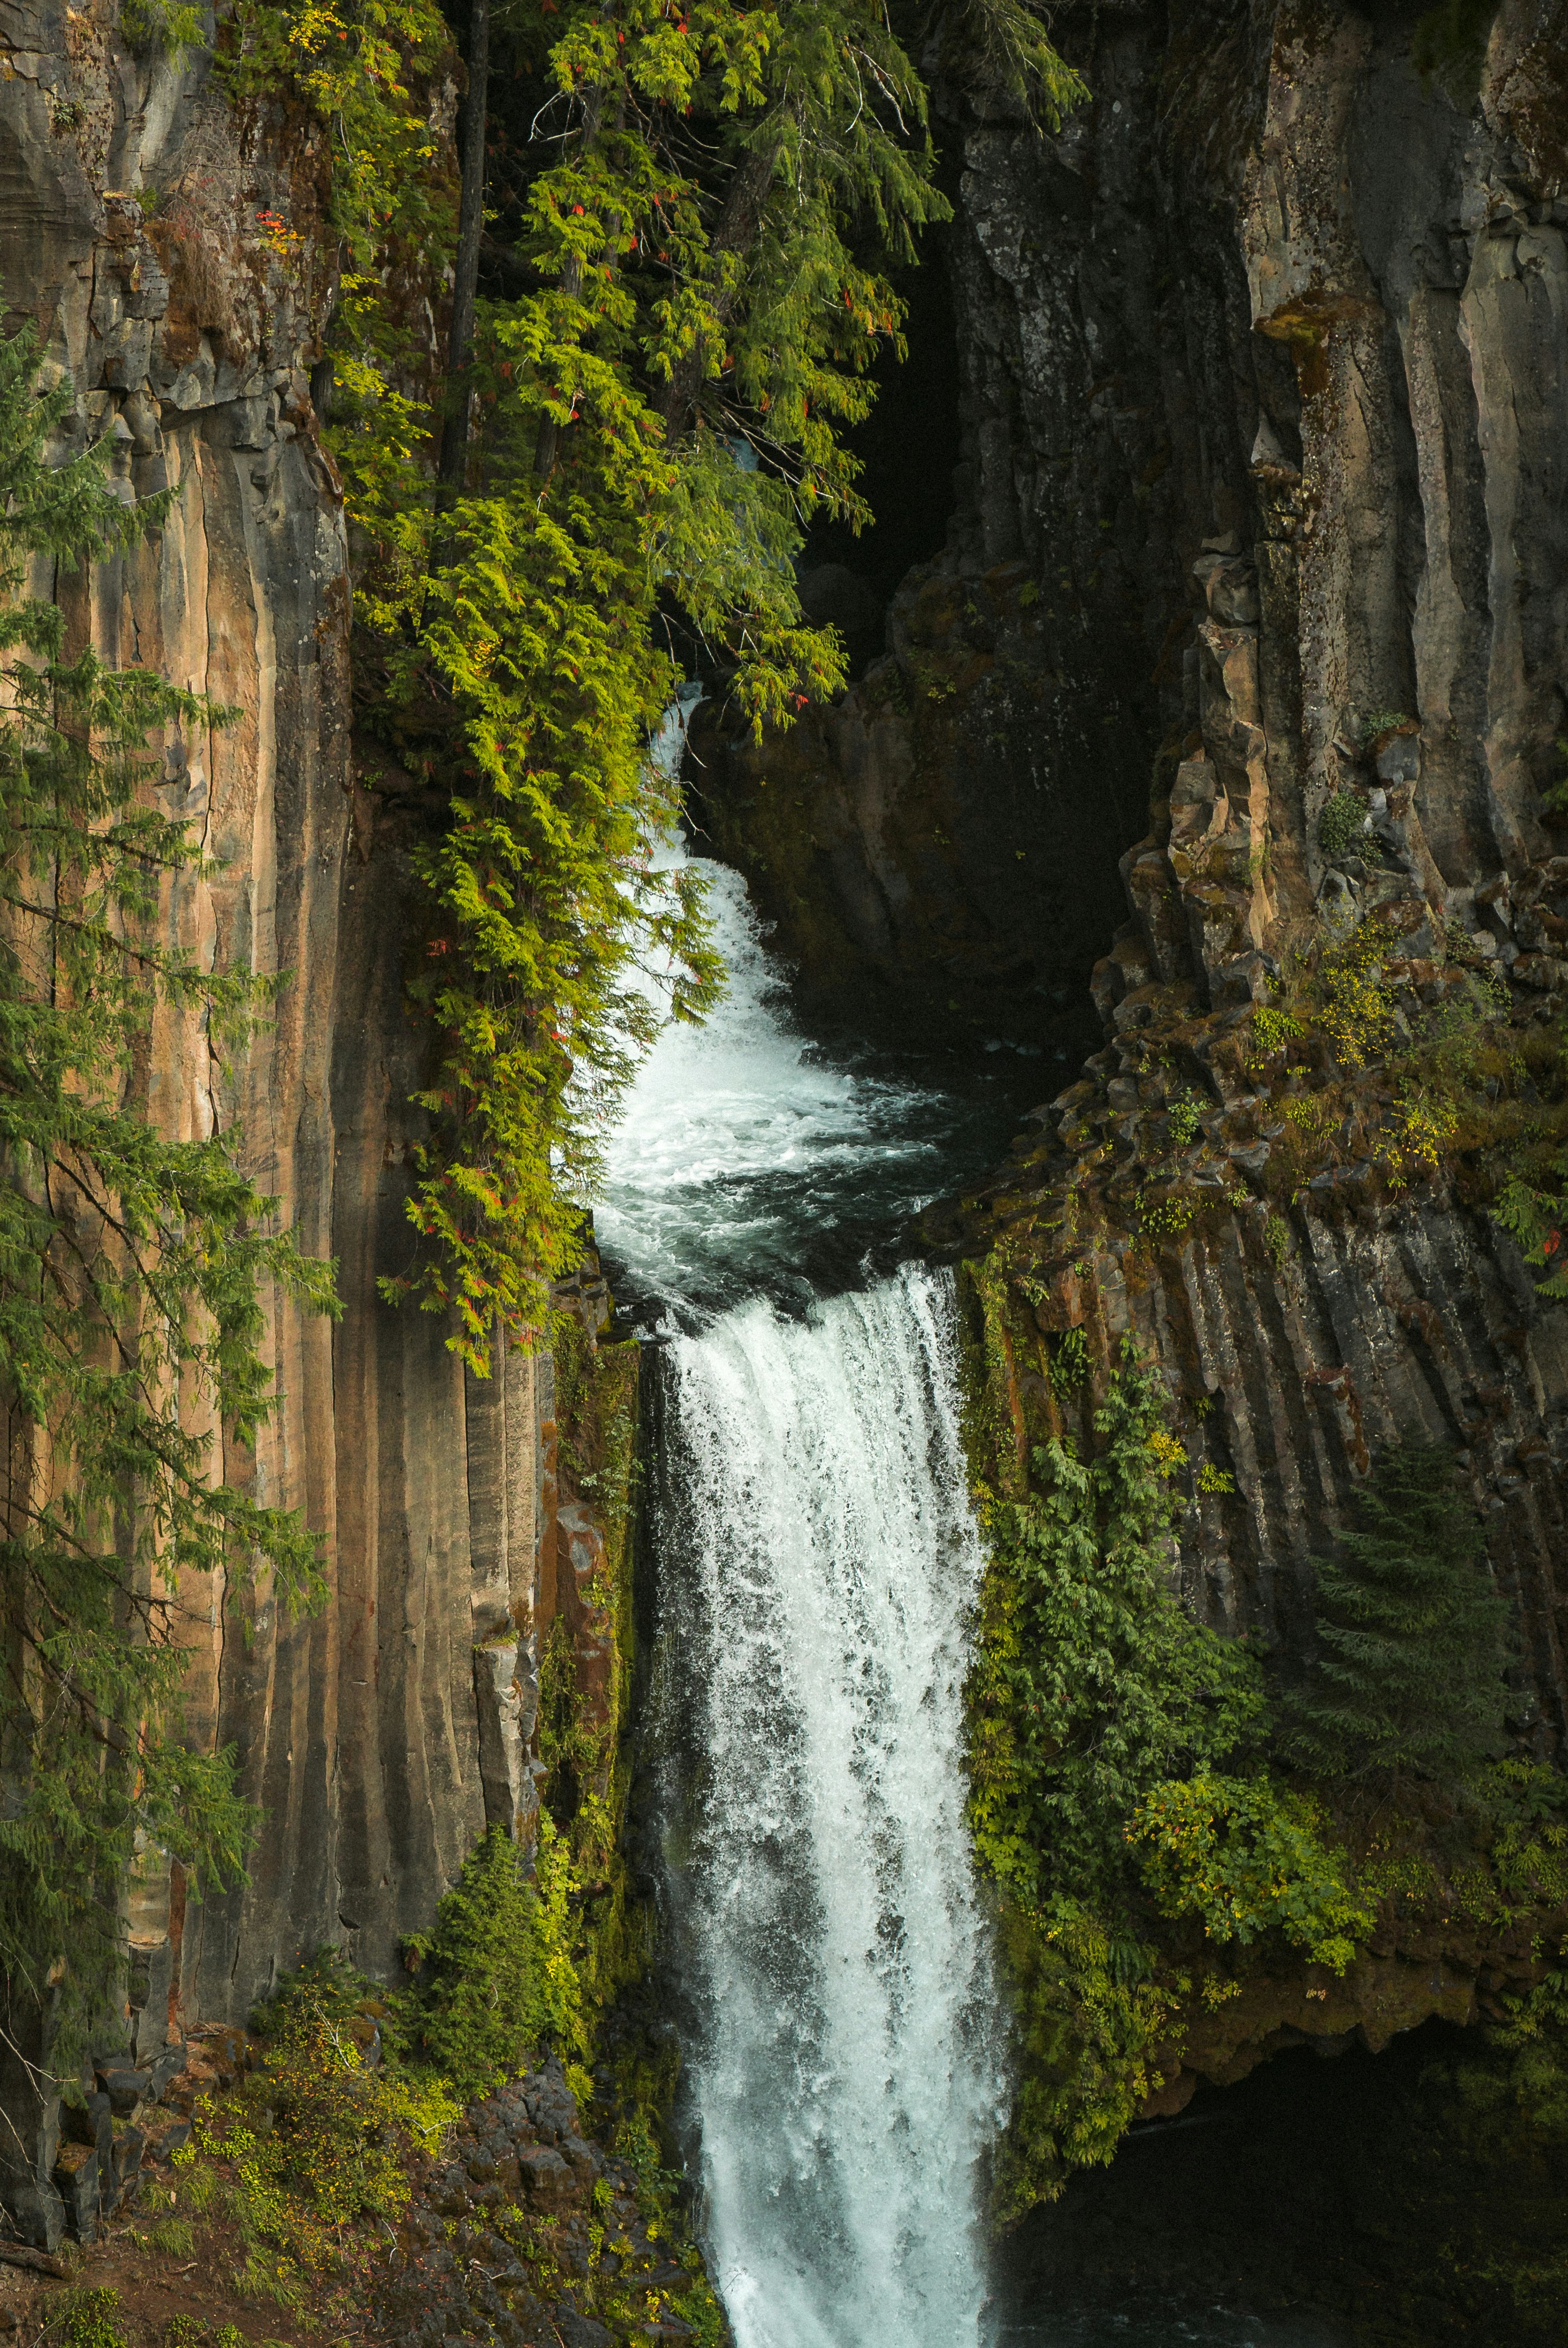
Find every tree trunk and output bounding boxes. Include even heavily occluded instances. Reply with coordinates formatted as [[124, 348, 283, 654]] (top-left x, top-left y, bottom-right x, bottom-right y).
[[655, 136, 779, 439], [438, 0, 492, 495]]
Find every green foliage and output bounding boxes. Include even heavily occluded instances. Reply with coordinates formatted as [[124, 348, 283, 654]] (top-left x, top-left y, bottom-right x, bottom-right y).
[[223, 0, 455, 319], [172, 1972, 457, 2307], [1249, 1003, 1305, 1060], [0, 313, 337, 2073], [1135, 1184, 1197, 1241], [1048, 1325, 1089, 1394], [1316, 786, 1369, 863], [938, 0, 1089, 128], [992, 1897, 1180, 2218], [1485, 1756, 1568, 1830], [394, 1819, 585, 2096], [1167, 1091, 1204, 1147], [1542, 737, 1568, 818], [1495, 1152, 1568, 1301], [253, 0, 1081, 1367], [59, 2292, 131, 2348], [1359, 708, 1414, 742], [1285, 1444, 1511, 1786], [1315, 920, 1397, 1069], [120, 0, 206, 58], [163, 2325, 245, 2348], [1129, 1772, 1373, 1972], [965, 1347, 1265, 1911]]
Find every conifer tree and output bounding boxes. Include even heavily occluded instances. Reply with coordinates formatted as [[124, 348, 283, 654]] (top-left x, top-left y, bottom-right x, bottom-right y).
[[1285, 1444, 1511, 1787], [0, 317, 337, 2071]]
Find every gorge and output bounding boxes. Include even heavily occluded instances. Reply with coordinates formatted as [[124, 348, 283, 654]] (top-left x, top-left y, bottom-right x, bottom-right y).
[[1, 2, 1567, 2346]]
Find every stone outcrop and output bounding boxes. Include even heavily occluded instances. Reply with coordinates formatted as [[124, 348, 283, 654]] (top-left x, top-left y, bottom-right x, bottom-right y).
[[698, 1, 1568, 1724], [0, 1, 617, 2245], [699, 0, 1568, 1031]]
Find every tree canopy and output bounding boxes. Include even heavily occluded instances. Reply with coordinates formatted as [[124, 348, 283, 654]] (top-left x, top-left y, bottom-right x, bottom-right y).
[[226, 0, 1083, 1365]]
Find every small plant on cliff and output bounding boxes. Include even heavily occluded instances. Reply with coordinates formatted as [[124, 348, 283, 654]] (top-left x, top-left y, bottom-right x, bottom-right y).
[[1542, 738, 1568, 819], [1167, 1092, 1205, 1147], [1285, 1443, 1511, 1788], [1495, 1152, 1568, 1299], [0, 314, 337, 2072], [120, 0, 206, 60], [1316, 787, 1370, 865]]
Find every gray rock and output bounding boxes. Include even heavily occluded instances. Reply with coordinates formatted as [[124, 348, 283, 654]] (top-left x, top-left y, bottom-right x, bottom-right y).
[[519, 2146, 574, 2205], [51, 2146, 99, 2243], [6, 2179, 65, 2252], [553, 2316, 612, 2348]]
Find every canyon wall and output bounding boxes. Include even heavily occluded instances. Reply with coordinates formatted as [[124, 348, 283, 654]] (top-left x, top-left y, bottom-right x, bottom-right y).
[[699, 0, 1568, 1741], [0, 1, 592, 2235]]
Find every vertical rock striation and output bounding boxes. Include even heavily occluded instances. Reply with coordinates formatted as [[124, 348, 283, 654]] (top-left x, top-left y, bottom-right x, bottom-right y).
[[697, 0, 1568, 1745], [0, 2, 607, 2238]]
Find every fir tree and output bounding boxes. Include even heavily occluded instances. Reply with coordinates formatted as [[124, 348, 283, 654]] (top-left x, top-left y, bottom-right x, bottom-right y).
[[1286, 1444, 1511, 1787], [0, 314, 337, 2070]]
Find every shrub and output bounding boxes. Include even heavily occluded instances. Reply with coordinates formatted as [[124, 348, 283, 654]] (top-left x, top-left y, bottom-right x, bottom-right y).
[[172, 1979, 457, 2306], [965, 1351, 1267, 1912], [991, 1898, 1180, 2216], [1129, 1772, 1372, 1972], [1167, 1091, 1205, 1146], [58, 2293, 131, 2348], [1317, 788, 1370, 863], [1495, 1153, 1568, 1301]]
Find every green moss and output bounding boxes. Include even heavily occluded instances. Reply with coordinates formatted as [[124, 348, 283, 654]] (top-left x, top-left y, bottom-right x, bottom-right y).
[[548, 1321, 651, 2021]]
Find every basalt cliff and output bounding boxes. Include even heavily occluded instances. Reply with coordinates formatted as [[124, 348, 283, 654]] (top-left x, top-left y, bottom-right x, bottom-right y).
[[3, 0, 1567, 2306], [694, 0, 1568, 2120], [0, 0, 598, 2238], [700, 0, 1568, 1734]]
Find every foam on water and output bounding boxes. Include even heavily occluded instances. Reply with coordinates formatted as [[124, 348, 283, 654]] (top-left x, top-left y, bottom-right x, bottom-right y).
[[648, 1267, 1000, 2348], [599, 702, 1001, 2345]]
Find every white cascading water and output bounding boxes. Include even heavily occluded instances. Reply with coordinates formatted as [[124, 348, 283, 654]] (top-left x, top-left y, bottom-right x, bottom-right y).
[[598, 704, 1002, 2348], [650, 1270, 998, 2348]]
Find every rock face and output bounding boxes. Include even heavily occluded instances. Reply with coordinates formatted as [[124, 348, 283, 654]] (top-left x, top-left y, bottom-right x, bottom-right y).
[[696, 0, 1568, 1036], [0, 2, 592, 2241], [699, 1, 1568, 1724]]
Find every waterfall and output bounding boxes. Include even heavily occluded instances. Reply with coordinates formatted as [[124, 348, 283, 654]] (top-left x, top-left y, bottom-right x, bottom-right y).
[[599, 749, 1007, 2348], [648, 1268, 998, 2348]]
